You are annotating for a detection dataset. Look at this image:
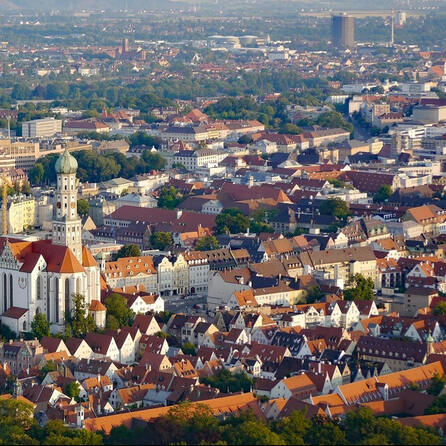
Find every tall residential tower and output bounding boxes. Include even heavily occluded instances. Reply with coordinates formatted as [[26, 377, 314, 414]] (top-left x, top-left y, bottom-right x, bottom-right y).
[[332, 14, 355, 48]]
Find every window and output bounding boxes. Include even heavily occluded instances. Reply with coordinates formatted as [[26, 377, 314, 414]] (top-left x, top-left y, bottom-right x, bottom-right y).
[[9, 274, 12, 308], [65, 279, 70, 315], [55, 278, 59, 323], [36, 276, 41, 300]]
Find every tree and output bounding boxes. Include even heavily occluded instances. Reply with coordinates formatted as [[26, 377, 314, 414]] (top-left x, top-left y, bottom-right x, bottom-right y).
[[216, 208, 250, 234], [105, 293, 135, 329], [306, 415, 346, 445], [157, 186, 182, 209], [115, 244, 141, 260], [201, 369, 253, 393], [343, 274, 375, 301], [427, 373, 446, 396], [153, 402, 221, 445], [31, 313, 50, 340], [306, 285, 325, 304], [373, 185, 392, 203], [77, 198, 89, 216], [272, 410, 311, 445], [39, 360, 57, 382], [181, 342, 196, 356], [36, 419, 103, 445], [65, 293, 97, 338], [426, 394, 446, 414], [238, 134, 253, 144], [150, 232, 173, 250], [0, 398, 36, 444], [20, 180, 32, 195], [316, 111, 353, 134], [433, 301, 446, 316], [319, 198, 350, 219], [250, 219, 274, 234], [65, 381, 81, 401], [28, 163, 44, 185], [128, 132, 162, 149], [195, 235, 220, 251], [141, 151, 167, 171], [279, 123, 302, 134], [222, 418, 285, 445]]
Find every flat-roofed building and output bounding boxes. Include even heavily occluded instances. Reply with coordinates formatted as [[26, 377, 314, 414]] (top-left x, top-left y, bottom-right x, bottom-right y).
[[22, 117, 62, 138]]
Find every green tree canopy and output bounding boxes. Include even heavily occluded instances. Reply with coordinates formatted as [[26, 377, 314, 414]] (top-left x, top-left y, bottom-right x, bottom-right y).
[[195, 235, 221, 251], [65, 381, 81, 400], [181, 342, 197, 356], [31, 312, 50, 340], [150, 232, 173, 250], [343, 274, 375, 301], [77, 198, 89, 216], [157, 186, 182, 209], [28, 163, 45, 185], [279, 123, 302, 134], [373, 185, 393, 203], [141, 151, 167, 171], [319, 198, 350, 219], [201, 369, 253, 393], [427, 373, 446, 396], [115, 244, 141, 260], [65, 293, 97, 338], [216, 208, 250, 234], [105, 292, 135, 329], [433, 301, 446, 316]]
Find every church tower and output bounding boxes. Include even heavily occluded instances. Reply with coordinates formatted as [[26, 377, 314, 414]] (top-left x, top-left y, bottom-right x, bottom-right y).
[[52, 149, 82, 262]]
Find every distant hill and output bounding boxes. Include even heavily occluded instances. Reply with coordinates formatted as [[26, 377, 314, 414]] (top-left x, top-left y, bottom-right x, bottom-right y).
[[0, 0, 182, 11]]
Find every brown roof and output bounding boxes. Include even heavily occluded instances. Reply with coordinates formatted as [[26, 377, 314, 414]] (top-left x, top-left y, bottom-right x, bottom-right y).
[[2, 306, 28, 319], [89, 299, 106, 312]]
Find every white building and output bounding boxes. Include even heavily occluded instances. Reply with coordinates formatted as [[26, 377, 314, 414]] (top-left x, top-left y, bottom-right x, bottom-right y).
[[22, 118, 62, 138], [0, 149, 101, 334]]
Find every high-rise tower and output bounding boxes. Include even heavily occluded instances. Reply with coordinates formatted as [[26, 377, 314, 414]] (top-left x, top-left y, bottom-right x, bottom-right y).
[[331, 14, 355, 48], [52, 149, 82, 262]]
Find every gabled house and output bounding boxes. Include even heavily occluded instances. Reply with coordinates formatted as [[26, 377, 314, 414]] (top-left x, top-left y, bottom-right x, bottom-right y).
[[85, 334, 120, 362], [270, 373, 318, 400]]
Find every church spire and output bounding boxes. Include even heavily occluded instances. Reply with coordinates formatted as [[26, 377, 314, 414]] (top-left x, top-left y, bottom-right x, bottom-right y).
[[52, 149, 82, 262]]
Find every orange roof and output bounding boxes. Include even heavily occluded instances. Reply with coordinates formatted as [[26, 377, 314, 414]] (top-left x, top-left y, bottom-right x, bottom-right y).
[[2, 238, 84, 274], [82, 246, 98, 268], [233, 289, 258, 307], [105, 256, 156, 280], [338, 361, 445, 405], [89, 299, 106, 312], [282, 374, 316, 392], [312, 392, 344, 407], [59, 248, 84, 273], [84, 392, 258, 433], [399, 413, 446, 429]]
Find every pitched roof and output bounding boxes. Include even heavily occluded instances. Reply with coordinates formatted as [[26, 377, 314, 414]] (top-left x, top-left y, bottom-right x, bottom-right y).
[[82, 246, 98, 268], [84, 393, 258, 433], [2, 238, 84, 274]]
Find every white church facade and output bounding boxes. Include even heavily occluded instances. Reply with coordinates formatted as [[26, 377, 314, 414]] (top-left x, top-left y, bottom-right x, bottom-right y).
[[0, 149, 102, 334]]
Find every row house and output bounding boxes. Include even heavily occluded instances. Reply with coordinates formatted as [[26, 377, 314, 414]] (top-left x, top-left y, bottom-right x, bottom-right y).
[[104, 254, 189, 297], [0, 339, 43, 375], [355, 336, 428, 372], [299, 246, 378, 289]]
